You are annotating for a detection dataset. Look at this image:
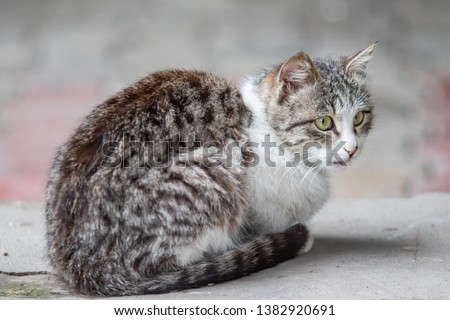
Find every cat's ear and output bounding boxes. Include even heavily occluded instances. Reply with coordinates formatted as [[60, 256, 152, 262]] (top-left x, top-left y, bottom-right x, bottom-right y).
[[278, 52, 321, 92], [344, 42, 377, 78]]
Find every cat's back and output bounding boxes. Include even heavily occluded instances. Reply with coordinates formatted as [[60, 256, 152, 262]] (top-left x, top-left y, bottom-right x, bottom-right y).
[[52, 70, 252, 176], [87, 69, 251, 141]]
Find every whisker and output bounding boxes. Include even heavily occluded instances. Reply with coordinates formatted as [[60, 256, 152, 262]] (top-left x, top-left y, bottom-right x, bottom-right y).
[[277, 166, 296, 188], [308, 167, 323, 193], [299, 165, 317, 189]]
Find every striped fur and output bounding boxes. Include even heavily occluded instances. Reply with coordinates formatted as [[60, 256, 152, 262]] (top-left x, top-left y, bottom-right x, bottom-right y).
[[46, 46, 375, 296]]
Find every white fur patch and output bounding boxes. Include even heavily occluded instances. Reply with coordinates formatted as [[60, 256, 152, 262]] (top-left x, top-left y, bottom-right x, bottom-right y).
[[299, 234, 314, 254], [240, 78, 330, 234]]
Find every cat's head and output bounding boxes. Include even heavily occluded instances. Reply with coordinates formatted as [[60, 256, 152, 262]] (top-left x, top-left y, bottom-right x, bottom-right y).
[[260, 43, 376, 170]]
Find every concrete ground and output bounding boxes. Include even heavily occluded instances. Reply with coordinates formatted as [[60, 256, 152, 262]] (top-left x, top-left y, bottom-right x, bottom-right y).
[[1, 193, 449, 299], [1, 0, 450, 300]]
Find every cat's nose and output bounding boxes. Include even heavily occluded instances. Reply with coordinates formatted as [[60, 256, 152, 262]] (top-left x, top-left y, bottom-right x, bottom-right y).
[[344, 146, 358, 158]]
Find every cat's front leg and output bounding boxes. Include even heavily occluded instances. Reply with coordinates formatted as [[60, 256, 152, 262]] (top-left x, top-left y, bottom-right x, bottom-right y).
[[298, 228, 314, 253]]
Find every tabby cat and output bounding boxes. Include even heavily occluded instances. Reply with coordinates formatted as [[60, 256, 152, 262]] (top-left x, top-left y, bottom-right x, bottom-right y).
[[46, 44, 376, 296]]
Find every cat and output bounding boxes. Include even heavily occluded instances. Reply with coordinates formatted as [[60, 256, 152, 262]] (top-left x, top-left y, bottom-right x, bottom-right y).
[[45, 43, 376, 296]]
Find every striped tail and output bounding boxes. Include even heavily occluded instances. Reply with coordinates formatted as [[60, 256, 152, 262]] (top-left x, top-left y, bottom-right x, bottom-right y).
[[124, 223, 310, 296]]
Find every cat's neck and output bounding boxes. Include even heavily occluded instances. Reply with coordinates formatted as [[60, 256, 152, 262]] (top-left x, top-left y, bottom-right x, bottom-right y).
[[240, 73, 329, 175], [240, 75, 300, 168], [239, 75, 330, 231], [239, 76, 272, 142]]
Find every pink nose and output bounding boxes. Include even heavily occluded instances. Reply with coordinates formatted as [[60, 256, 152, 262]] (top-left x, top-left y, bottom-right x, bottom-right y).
[[345, 146, 358, 158]]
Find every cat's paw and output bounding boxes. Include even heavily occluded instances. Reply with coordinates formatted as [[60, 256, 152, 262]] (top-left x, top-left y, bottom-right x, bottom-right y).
[[298, 234, 314, 254]]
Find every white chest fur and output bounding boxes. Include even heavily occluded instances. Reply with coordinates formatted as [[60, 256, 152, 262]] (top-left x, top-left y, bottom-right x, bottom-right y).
[[240, 79, 330, 233]]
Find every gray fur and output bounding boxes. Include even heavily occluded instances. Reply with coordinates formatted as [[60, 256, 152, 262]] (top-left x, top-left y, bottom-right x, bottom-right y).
[[46, 47, 375, 296]]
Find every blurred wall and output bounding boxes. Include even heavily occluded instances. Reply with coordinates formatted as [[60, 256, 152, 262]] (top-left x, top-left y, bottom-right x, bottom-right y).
[[1, 0, 449, 200]]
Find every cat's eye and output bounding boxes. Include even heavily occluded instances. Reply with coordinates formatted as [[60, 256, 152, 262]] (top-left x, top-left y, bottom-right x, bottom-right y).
[[315, 116, 333, 131], [353, 111, 365, 126]]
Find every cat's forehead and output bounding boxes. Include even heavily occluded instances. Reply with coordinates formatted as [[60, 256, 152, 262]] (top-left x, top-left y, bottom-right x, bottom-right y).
[[314, 57, 349, 89], [313, 57, 370, 113], [313, 57, 343, 76]]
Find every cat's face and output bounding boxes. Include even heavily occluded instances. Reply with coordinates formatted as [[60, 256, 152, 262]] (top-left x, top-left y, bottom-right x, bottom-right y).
[[261, 44, 376, 170]]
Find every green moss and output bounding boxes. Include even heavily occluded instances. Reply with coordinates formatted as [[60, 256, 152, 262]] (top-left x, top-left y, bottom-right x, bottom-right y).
[[0, 287, 64, 299]]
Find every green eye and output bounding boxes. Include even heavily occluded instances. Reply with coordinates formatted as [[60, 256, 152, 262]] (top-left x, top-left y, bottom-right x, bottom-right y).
[[353, 111, 364, 126], [315, 116, 333, 131]]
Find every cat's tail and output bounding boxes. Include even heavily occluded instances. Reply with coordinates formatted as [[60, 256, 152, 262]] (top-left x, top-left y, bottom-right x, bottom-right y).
[[124, 223, 311, 296]]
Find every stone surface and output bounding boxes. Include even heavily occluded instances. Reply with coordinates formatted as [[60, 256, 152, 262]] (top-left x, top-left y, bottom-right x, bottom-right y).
[[1, 0, 450, 301], [1, 193, 449, 299], [0, 202, 50, 274]]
